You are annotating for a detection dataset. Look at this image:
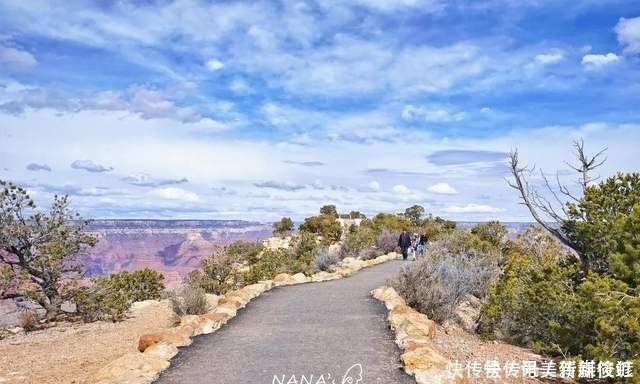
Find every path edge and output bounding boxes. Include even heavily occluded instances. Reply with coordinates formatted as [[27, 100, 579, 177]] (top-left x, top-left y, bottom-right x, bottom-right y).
[[371, 286, 468, 384]]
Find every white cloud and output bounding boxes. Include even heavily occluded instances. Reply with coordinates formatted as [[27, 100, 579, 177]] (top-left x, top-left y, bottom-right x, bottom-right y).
[[444, 203, 504, 213], [427, 182, 458, 195], [581, 53, 619, 69], [0, 44, 37, 71], [392, 184, 411, 194], [368, 181, 381, 191], [480, 107, 492, 113], [149, 187, 199, 202], [615, 17, 640, 55], [229, 78, 252, 94], [534, 52, 564, 65], [206, 59, 225, 71], [402, 105, 465, 123]]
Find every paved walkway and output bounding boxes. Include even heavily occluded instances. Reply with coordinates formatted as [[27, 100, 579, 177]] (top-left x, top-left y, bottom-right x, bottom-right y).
[[155, 260, 414, 384]]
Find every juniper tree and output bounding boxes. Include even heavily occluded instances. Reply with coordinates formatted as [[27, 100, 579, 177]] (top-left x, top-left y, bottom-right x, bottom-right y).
[[0, 180, 97, 320]]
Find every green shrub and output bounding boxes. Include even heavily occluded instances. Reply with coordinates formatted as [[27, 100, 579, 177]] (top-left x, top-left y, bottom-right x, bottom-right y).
[[93, 268, 165, 303], [272, 217, 294, 237], [75, 284, 130, 322], [289, 231, 318, 259], [75, 268, 165, 322], [186, 254, 241, 295], [478, 228, 580, 354], [470, 221, 508, 249], [241, 249, 294, 284], [340, 226, 376, 258], [299, 214, 342, 243], [363, 213, 414, 234], [224, 240, 264, 265]]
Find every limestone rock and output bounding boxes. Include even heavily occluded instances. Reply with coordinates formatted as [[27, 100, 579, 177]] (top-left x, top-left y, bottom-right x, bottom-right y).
[[138, 325, 194, 352], [273, 273, 296, 285], [205, 294, 220, 309], [371, 286, 406, 310], [446, 294, 482, 333], [91, 351, 169, 384], [143, 342, 179, 361], [311, 271, 341, 282], [60, 300, 77, 313], [214, 302, 238, 318], [291, 273, 309, 284], [401, 344, 448, 374]]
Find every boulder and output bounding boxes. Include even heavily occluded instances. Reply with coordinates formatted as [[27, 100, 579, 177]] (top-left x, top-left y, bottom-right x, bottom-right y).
[[401, 344, 448, 374], [137, 325, 194, 352], [445, 294, 482, 333], [0, 299, 20, 328], [371, 286, 406, 310], [273, 273, 296, 285], [91, 351, 169, 384], [60, 300, 77, 313], [143, 342, 179, 361], [214, 302, 238, 318], [201, 312, 230, 325], [205, 294, 220, 309], [311, 271, 341, 282], [291, 273, 309, 284], [218, 297, 243, 309], [414, 368, 467, 384]]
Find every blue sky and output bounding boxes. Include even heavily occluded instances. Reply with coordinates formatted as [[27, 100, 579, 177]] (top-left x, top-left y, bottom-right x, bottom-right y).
[[0, 0, 639, 221]]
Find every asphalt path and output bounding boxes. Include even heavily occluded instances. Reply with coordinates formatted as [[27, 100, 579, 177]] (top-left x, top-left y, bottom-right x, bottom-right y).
[[155, 260, 414, 384]]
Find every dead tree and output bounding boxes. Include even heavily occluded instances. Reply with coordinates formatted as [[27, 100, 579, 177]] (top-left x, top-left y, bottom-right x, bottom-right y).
[[507, 139, 607, 272]]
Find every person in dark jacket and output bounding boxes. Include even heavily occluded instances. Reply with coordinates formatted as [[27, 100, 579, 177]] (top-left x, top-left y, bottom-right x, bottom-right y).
[[398, 230, 412, 261]]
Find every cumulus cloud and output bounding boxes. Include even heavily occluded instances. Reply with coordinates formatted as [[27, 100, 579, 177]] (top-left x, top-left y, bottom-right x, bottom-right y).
[[121, 174, 188, 187], [206, 59, 224, 71], [426, 150, 508, 165], [368, 181, 381, 192], [70, 159, 113, 173], [427, 182, 458, 195], [401, 104, 465, 123], [615, 17, 640, 55], [534, 51, 564, 65], [392, 184, 411, 195], [25, 163, 51, 172], [444, 203, 504, 213], [581, 53, 619, 69], [229, 78, 253, 94], [149, 187, 199, 202], [0, 43, 37, 71], [254, 181, 306, 191]]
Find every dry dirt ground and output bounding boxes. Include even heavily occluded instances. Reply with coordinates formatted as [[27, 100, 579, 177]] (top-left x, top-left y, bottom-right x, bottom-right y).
[[0, 300, 175, 384], [433, 323, 561, 383]]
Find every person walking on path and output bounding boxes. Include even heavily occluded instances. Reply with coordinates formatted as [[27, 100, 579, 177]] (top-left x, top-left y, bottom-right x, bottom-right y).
[[398, 230, 412, 261]]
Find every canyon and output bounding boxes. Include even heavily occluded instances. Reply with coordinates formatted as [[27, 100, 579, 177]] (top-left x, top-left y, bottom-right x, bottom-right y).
[[83, 220, 272, 286]]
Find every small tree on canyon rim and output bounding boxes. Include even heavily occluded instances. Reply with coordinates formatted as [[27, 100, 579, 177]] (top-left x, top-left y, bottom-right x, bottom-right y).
[[0, 180, 97, 320], [509, 139, 640, 276]]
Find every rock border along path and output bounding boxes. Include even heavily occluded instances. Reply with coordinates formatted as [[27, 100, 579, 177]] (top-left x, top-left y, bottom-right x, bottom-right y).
[[371, 286, 465, 384], [90, 253, 409, 384]]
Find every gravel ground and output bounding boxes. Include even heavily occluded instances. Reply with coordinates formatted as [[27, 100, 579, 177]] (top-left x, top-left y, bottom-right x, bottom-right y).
[[155, 260, 415, 384]]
